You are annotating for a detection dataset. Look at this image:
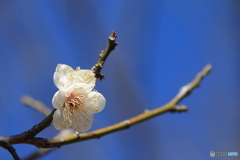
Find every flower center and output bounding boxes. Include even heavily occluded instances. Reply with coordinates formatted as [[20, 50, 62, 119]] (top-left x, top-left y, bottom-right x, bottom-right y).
[[63, 95, 92, 123]]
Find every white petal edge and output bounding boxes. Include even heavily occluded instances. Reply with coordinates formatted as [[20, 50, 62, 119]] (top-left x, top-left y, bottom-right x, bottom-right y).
[[52, 90, 67, 109], [56, 64, 74, 76], [53, 72, 64, 90], [54, 64, 74, 89]]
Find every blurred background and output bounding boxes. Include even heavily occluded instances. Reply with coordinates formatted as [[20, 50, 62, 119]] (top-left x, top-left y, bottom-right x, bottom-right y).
[[0, 0, 239, 160]]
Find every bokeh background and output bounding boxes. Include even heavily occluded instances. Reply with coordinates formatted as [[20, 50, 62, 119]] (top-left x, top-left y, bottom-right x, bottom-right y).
[[0, 0, 239, 160]]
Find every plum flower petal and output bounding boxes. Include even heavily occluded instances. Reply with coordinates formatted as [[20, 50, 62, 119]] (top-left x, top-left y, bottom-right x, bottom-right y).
[[52, 109, 72, 130], [52, 83, 106, 132], [87, 92, 106, 114], [52, 90, 67, 109], [54, 64, 96, 90]]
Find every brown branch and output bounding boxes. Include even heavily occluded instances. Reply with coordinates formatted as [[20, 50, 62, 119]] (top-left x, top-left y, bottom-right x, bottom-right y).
[[23, 129, 74, 160], [0, 109, 56, 149], [21, 97, 74, 160], [91, 30, 118, 80], [6, 64, 211, 148]]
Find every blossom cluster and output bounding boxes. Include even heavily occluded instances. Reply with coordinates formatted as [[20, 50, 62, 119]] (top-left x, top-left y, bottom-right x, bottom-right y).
[[52, 64, 106, 132]]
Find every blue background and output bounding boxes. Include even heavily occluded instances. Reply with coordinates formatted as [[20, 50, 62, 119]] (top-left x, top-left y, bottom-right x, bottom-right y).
[[0, 0, 239, 160]]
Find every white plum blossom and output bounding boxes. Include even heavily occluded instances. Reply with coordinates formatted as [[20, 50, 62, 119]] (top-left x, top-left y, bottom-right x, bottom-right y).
[[53, 64, 96, 90], [52, 64, 106, 132]]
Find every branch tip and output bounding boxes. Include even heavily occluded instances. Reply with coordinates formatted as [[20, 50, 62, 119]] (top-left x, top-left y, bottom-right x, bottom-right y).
[[92, 30, 118, 79], [123, 120, 131, 127], [205, 64, 212, 70], [109, 30, 117, 40]]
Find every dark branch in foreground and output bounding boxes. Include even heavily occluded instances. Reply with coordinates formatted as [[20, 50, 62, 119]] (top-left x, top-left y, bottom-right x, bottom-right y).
[[0, 109, 56, 149], [92, 30, 118, 80], [4, 145, 21, 160], [21, 98, 75, 160], [21, 97, 55, 160]]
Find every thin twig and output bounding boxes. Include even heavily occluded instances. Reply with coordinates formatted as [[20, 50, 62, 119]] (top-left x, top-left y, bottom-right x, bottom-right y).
[[23, 149, 51, 160], [9, 64, 211, 148], [21, 96, 51, 116], [91, 30, 118, 80]]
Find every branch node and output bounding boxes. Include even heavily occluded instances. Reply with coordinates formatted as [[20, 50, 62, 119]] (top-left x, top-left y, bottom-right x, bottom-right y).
[[144, 109, 150, 113], [99, 50, 104, 57], [170, 105, 188, 113], [123, 120, 131, 128]]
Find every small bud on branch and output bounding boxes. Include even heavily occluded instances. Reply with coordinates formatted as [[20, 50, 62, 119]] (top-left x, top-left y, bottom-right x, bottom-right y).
[[92, 30, 118, 80]]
